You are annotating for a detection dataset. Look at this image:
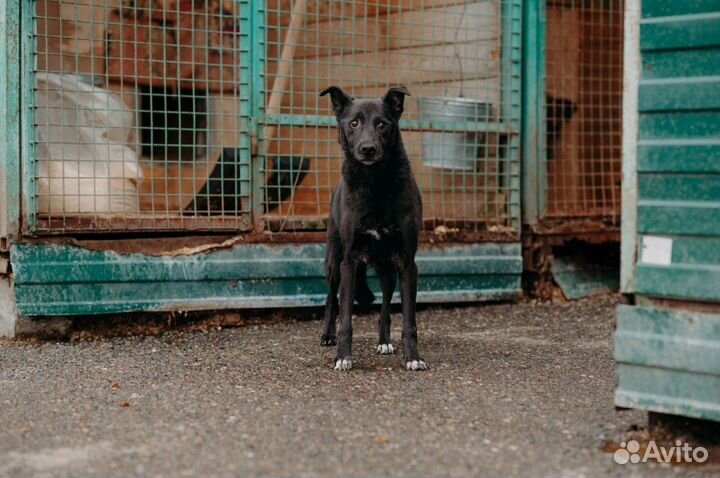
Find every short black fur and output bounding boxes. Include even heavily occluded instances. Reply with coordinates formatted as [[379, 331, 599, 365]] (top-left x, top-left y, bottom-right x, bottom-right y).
[[319, 85, 427, 371]]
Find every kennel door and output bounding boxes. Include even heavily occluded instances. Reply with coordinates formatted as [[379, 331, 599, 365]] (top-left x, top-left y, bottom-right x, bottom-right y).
[[26, 0, 253, 233], [256, 0, 522, 240]]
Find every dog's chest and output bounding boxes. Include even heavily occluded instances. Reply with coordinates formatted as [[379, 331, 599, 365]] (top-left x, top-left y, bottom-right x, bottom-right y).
[[354, 219, 403, 261]]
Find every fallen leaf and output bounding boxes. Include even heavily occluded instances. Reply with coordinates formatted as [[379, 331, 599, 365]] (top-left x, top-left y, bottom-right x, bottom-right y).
[[374, 435, 390, 445], [111, 383, 121, 390], [119, 401, 130, 408]]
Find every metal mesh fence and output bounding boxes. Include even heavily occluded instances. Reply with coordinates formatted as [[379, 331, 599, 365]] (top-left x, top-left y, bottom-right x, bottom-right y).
[[261, 0, 521, 237], [32, 0, 250, 232], [30, 0, 521, 237], [543, 0, 623, 221]]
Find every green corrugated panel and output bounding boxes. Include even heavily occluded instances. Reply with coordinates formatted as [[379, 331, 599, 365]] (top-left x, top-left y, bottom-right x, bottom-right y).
[[615, 305, 720, 421], [637, 144, 720, 173], [639, 78, 720, 112], [642, 0, 720, 18], [618, 2, 720, 423], [642, 49, 720, 80], [634, 3, 720, 302], [11, 242, 522, 316], [640, 15, 720, 51]]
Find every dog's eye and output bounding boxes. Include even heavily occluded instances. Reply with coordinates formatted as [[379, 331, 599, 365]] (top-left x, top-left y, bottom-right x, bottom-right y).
[[349, 119, 360, 128], [377, 122, 386, 130]]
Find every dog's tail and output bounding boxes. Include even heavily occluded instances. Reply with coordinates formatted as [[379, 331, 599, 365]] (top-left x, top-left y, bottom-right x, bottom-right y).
[[354, 263, 376, 307]]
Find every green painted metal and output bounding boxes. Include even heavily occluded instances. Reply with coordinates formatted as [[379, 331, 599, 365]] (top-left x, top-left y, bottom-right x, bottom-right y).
[[633, 6, 720, 274], [620, 0, 640, 293], [642, 0, 720, 18], [0, 0, 21, 244], [11, 242, 522, 316], [7, 0, 526, 316], [642, 49, 720, 80], [639, 77, 720, 112], [503, 0, 523, 231], [249, 0, 265, 227], [616, 0, 720, 423], [551, 254, 619, 300], [635, 264, 720, 302], [521, 0, 544, 224], [637, 202, 720, 236], [637, 144, 720, 173], [639, 174, 720, 201], [640, 14, 720, 51], [615, 305, 720, 421], [265, 114, 518, 135], [20, 0, 35, 233]]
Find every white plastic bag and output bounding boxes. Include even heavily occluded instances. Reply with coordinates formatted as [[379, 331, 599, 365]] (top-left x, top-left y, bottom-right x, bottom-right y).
[[36, 73, 142, 215]]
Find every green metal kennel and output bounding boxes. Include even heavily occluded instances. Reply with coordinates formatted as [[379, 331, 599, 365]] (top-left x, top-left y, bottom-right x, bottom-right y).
[[1, 0, 525, 318], [615, 0, 720, 423]]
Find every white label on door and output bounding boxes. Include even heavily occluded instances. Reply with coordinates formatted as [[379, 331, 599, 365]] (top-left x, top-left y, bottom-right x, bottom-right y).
[[641, 236, 673, 266]]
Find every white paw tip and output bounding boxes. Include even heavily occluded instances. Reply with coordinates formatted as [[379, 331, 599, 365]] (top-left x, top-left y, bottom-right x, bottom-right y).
[[334, 358, 353, 371], [406, 360, 428, 371], [376, 343, 395, 355]]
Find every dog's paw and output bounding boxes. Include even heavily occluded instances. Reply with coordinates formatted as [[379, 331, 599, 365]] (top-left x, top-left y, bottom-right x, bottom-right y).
[[405, 360, 428, 371], [320, 335, 337, 346], [333, 357, 353, 371], [376, 343, 395, 355]]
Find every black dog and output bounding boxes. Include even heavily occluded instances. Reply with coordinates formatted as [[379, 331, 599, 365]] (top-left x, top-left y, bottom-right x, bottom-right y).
[[319, 85, 427, 372]]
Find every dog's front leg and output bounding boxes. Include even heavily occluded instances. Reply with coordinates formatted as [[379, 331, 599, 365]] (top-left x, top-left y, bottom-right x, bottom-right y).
[[400, 260, 428, 371], [334, 258, 356, 370]]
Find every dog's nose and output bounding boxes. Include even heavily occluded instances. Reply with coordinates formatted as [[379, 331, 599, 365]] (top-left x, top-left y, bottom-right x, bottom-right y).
[[360, 145, 377, 156]]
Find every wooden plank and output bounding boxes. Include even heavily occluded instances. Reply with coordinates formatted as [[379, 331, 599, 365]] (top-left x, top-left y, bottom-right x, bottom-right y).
[[36, 0, 113, 75], [268, 40, 499, 104], [266, 0, 477, 25], [278, 78, 502, 118], [267, 2, 499, 61]]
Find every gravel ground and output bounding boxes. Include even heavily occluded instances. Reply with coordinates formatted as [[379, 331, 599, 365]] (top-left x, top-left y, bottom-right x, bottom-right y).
[[0, 295, 718, 478]]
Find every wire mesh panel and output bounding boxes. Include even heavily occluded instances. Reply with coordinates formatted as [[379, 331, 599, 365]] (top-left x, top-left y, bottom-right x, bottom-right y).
[[30, 0, 251, 233], [543, 0, 623, 221], [260, 0, 521, 239]]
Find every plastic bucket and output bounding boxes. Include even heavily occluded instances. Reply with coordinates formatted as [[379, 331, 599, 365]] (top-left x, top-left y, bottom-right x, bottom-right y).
[[418, 97, 491, 170]]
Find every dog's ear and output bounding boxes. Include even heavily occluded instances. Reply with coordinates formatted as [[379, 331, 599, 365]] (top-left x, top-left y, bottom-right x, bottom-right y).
[[320, 86, 353, 117], [383, 85, 411, 119]]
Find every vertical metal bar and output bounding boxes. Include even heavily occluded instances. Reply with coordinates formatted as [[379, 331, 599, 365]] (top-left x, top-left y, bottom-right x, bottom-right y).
[[620, 0, 640, 293], [521, 0, 541, 226], [503, 0, 523, 231], [20, 0, 36, 233], [0, 0, 21, 246], [248, 0, 266, 230], [536, 0, 547, 220]]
